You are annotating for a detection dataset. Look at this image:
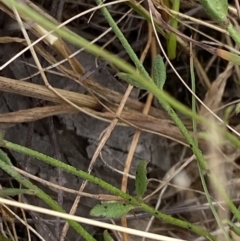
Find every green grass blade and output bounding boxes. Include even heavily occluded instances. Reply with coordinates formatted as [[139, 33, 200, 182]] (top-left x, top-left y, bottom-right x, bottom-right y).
[[167, 0, 180, 59]]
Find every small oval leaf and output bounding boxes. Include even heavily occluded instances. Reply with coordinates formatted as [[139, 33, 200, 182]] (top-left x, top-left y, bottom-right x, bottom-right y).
[[152, 55, 166, 90], [199, 0, 228, 22], [103, 230, 114, 241], [135, 160, 148, 198], [90, 202, 134, 219]]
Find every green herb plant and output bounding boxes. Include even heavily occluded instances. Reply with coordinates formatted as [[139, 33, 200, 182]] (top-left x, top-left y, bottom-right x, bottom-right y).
[[0, 138, 216, 241], [0, 1, 240, 241], [90, 160, 148, 219], [199, 0, 240, 45]]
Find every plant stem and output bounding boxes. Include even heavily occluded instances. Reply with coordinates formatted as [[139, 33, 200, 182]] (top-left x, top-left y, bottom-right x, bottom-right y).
[[0, 139, 216, 241], [198, 0, 240, 45], [167, 0, 180, 59], [4, 0, 240, 231], [0, 157, 96, 241], [190, 50, 232, 241], [0, 0, 217, 125], [95, 0, 150, 78]]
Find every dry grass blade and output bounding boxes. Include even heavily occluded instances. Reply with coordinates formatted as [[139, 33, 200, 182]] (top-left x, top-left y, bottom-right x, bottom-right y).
[[0, 76, 101, 109], [0, 75, 169, 118], [0, 197, 190, 241], [121, 23, 154, 241], [16, 167, 123, 201], [0, 75, 193, 146], [3, 201, 48, 241], [0, 0, 86, 75], [2, 0, 240, 240], [0, 105, 76, 123], [198, 63, 235, 240], [60, 84, 135, 240], [199, 63, 234, 118]]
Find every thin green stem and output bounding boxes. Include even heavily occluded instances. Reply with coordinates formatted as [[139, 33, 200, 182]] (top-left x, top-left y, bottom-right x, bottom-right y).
[[0, 157, 96, 241], [126, 1, 165, 36], [167, 0, 180, 59], [4, 0, 240, 230], [0, 0, 227, 127], [190, 50, 232, 241], [210, 173, 240, 221], [0, 139, 216, 241], [95, 0, 150, 78]]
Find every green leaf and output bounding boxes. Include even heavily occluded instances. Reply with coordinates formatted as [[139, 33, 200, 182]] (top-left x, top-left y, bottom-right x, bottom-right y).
[[135, 160, 148, 198], [103, 230, 114, 241], [199, 0, 228, 22], [90, 202, 134, 218], [235, 103, 240, 115], [167, 0, 180, 59], [0, 188, 35, 197], [0, 149, 12, 166], [117, 73, 146, 90], [152, 55, 166, 90]]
